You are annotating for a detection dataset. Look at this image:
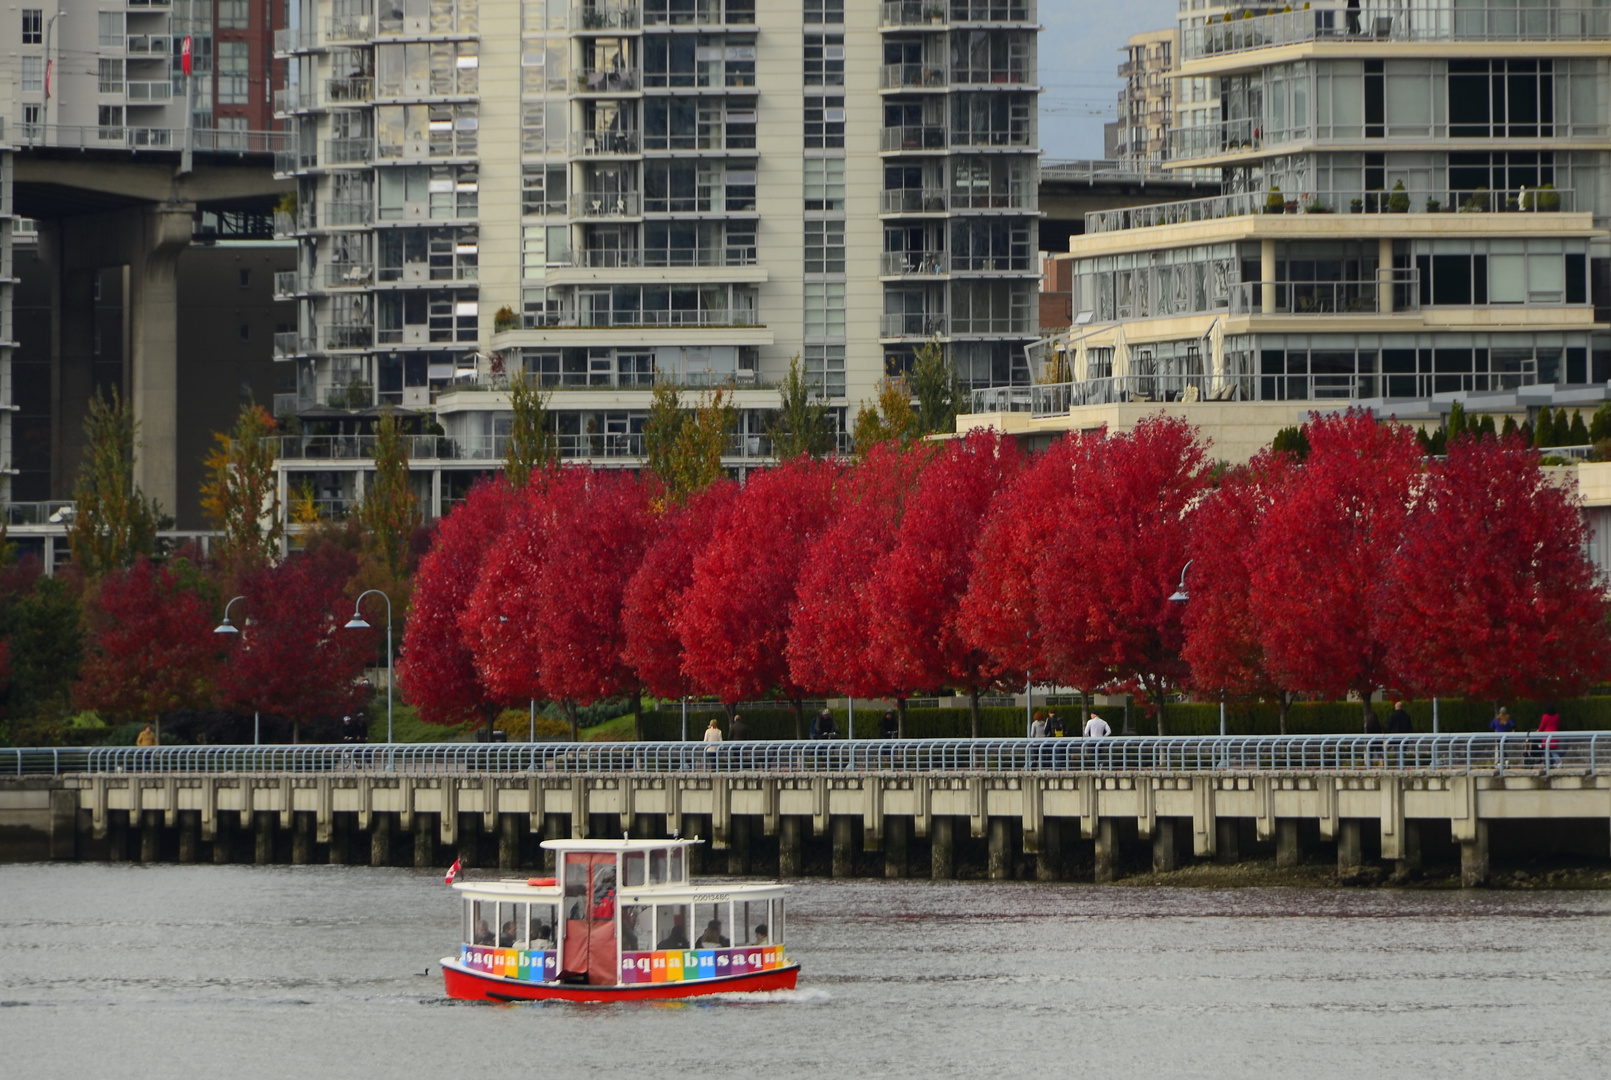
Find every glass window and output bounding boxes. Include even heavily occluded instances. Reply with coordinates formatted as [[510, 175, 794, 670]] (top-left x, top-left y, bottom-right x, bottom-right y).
[[654, 903, 690, 949], [218, 41, 250, 105], [669, 845, 685, 882], [804, 34, 844, 87], [621, 904, 651, 951], [805, 283, 847, 337], [97, 12, 124, 47], [804, 158, 846, 211], [771, 897, 784, 944], [649, 847, 668, 884], [21, 57, 42, 93], [804, 221, 845, 275], [470, 899, 496, 944], [733, 900, 769, 946], [528, 903, 558, 947], [497, 902, 524, 947], [803, 0, 843, 22], [218, 0, 249, 29], [624, 850, 646, 887], [694, 903, 730, 948], [22, 9, 41, 44], [804, 344, 846, 398], [804, 96, 845, 148], [1489, 254, 1525, 304]]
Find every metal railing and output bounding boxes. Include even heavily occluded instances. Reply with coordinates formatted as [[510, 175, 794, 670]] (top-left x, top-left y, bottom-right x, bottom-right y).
[[6, 734, 1604, 777], [1227, 272, 1421, 315], [1087, 186, 1577, 234], [880, 63, 950, 90], [881, 125, 948, 152], [882, 251, 950, 275], [573, 129, 641, 155], [881, 313, 949, 337], [4, 500, 76, 527], [12, 124, 289, 155], [1184, 5, 1611, 62], [570, 192, 643, 217], [879, 1, 1037, 26], [575, 3, 641, 30]]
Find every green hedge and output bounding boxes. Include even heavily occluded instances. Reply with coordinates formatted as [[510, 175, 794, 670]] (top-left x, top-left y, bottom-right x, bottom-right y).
[[640, 697, 1611, 740]]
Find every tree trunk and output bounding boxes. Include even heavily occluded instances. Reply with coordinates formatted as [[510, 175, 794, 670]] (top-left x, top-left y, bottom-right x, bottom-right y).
[[790, 698, 803, 740], [633, 687, 644, 742], [1277, 691, 1291, 736], [968, 688, 980, 739], [1361, 691, 1375, 731], [1147, 678, 1168, 737], [565, 700, 579, 742], [897, 696, 908, 740]]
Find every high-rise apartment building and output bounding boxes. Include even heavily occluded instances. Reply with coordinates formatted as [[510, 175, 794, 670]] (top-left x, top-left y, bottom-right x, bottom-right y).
[[272, 0, 1040, 518], [1107, 28, 1176, 167], [2, 1, 284, 145], [972, 1, 1611, 464]]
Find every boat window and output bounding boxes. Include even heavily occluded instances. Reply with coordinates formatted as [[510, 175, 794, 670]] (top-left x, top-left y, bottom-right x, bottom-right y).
[[694, 902, 730, 948], [669, 846, 685, 883], [469, 899, 495, 945], [528, 902, 557, 949], [462, 898, 473, 943], [654, 903, 690, 950], [733, 900, 767, 946], [771, 898, 785, 945], [592, 862, 617, 918], [649, 848, 667, 884], [498, 902, 522, 948], [564, 856, 590, 920], [624, 850, 646, 888], [621, 904, 651, 951]]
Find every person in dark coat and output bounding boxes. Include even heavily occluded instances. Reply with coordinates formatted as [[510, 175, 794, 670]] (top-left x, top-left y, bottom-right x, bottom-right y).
[[729, 714, 748, 741], [1386, 701, 1413, 734], [811, 709, 839, 739], [880, 710, 899, 739]]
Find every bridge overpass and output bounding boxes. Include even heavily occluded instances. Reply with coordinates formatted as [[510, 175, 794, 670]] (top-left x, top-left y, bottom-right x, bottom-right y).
[[3, 736, 1608, 887], [1037, 159, 1212, 254]]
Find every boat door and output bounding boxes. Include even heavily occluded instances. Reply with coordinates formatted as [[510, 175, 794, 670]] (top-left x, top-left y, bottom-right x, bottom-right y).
[[560, 851, 618, 985]]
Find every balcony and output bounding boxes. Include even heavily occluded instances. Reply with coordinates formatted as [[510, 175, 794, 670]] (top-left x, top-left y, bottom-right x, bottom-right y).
[[378, 3, 477, 35], [573, 129, 641, 155], [273, 332, 314, 358], [521, 309, 761, 329], [1085, 185, 1577, 234], [880, 125, 948, 152], [274, 28, 319, 53], [325, 137, 375, 164], [326, 201, 374, 227], [644, 0, 753, 27], [273, 271, 314, 299], [880, 64, 949, 90], [948, 126, 1033, 149], [570, 191, 643, 217], [1227, 272, 1422, 316], [323, 324, 374, 350], [951, 312, 1035, 336], [326, 77, 375, 104], [574, 3, 641, 30], [881, 189, 950, 213], [275, 86, 317, 113], [327, 14, 375, 42], [950, 66, 1031, 88], [560, 247, 759, 268], [1170, 118, 1260, 161], [125, 34, 172, 56], [880, 313, 948, 337], [326, 263, 375, 288], [879, 1, 1036, 27], [577, 67, 641, 93], [125, 80, 174, 103], [952, 253, 1033, 273], [1184, 6, 1611, 64], [642, 130, 752, 152], [882, 251, 949, 276]]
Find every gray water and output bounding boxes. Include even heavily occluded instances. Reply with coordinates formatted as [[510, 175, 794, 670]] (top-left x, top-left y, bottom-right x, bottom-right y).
[[1, 865, 1607, 1079]]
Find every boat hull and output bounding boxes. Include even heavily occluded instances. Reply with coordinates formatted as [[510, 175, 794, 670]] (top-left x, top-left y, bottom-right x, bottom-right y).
[[441, 957, 800, 1002]]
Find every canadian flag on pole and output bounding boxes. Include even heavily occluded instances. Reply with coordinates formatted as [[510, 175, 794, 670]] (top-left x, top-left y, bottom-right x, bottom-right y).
[[182, 36, 193, 76], [444, 858, 462, 885]]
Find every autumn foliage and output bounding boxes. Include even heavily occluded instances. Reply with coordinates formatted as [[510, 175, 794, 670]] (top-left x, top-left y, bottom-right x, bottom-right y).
[[75, 557, 219, 723]]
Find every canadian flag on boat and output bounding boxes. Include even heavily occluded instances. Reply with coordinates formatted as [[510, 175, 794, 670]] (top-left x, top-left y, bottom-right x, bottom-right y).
[[444, 858, 462, 885]]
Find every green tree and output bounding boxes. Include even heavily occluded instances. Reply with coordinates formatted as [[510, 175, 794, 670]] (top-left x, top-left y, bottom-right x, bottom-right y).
[[1446, 401, 1468, 443], [0, 573, 85, 729], [644, 382, 685, 487], [770, 354, 836, 459], [68, 389, 160, 577], [1535, 406, 1555, 448], [908, 339, 962, 437], [1501, 415, 1520, 439], [200, 404, 283, 572], [1589, 403, 1611, 443], [359, 410, 421, 579], [646, 384, 735, 503], [1271, 424, 1311, 461], [1569, 409, 1590, 446], [1475, 414, 1497, 440], [851, 377, 920, 456], [1551, 407, 1574, 448], [503, 372, 558, 489]]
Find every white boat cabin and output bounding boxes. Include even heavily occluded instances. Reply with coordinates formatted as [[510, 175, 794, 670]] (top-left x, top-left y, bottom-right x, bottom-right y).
[[454, 838, 789, 987]]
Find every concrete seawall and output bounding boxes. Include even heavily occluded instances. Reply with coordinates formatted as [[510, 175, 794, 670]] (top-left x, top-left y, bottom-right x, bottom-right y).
[[5, 766, 1609, 885]]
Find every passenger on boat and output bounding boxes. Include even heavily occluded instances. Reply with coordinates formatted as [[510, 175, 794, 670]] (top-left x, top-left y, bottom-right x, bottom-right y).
[[656, 914, 690, 950], [621, 910, 641, 951], [474, 919, 495, 946], [500, 920, 517, 947], [697, 919, 730, 948], [528, 922, 555, 949], [753, 923, 769, 946]]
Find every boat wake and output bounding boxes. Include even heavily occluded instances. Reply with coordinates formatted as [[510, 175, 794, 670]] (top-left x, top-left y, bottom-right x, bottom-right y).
[[703, 988, 831, 1006]]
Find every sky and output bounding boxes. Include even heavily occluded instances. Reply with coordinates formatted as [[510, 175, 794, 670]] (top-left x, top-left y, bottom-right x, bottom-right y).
[[1037, 0, 1182, 159]]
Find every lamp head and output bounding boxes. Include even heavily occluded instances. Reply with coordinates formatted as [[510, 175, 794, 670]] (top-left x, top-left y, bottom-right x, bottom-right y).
[[1168, 588, 1189, 604], [213, 619, 239, 634], [344, 615, 371, 631]]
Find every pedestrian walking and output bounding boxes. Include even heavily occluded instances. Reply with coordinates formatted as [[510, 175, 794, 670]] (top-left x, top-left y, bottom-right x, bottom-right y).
[[880, 710, 899, 739], [1386, 701, 1413, 733], [811, 709, 839, 739], [1490, 707, 1515, 732], [1363, 706, 1384, 766], [729, 714, 748, 741], [1537, 703, 1562, 767], [136, 724, 157, 747], [1083, 713, 1111, 738], [1029, 711, 1047, 738]]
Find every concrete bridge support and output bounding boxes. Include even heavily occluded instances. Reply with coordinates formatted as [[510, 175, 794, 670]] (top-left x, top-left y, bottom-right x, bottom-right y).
[[178, 812, 199, 863], [832, 816, 855, 878], [370, 812, 392, 867], [885, 816, 909, 879], [988, 817, 1012, 880], [1462, 822, 1490, 887], [213, 814, 233, 864], [1276, 819, 1301, 868], [779, 816, 802, 878], [292, 813, 314, 864], [1152, 819, 1177, 874], [1337, 820, 1363, 873], [500, 815, 521, 870], [1094, 818, 1118, 883], [254, 813, 274, 864], [930, 816, 955, 880], [414, 814, 437, 868], [140, 810, 161, 863]]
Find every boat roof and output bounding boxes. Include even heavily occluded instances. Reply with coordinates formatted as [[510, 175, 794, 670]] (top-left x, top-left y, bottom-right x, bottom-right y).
[[539, 838, 704, 853], [451, 878, 788, 898]]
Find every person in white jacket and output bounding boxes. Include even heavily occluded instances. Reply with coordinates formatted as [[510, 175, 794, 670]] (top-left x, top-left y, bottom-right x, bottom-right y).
[[1084, 714, 1112, 738]]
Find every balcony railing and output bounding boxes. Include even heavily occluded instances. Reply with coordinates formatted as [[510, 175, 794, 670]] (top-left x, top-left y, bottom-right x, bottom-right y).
[[326, 263, 375, 288], [574, 3, 641, 30], [273, 270, 313, 299], [578, 67, 641, 93], [570, 191, 643, 217], [326, 200, 374, 227], [1184, 5, 1611, 63], [325, 137, 375, 164], [953, 253, 1033, 272], [326, 77, 375, 103], [125, 34, 172, 56], [643, 131, 753, 151], [882, 251, 950, 275], [573, 129, 641, 155], [950, 67, 1031, 87], [1087, 186, 1577, 234], [323, 324, 373, 350], [275, 86, 317, 113], [125, 80, 175, 102], [881, 125, 948, 151], [561, 247, 759, 268], [1227, 272, 1421, 316], [881, 313, 948, 337], [524, 309, 761, 329], [327, 14, 375, 42], [880, 64, 950, 90], [4, 501, 77, 527], [880, 1, 1037, 26], [273, 331, 314, 358], [378, 3, 477, 35], [948, 126, 1034, 149]]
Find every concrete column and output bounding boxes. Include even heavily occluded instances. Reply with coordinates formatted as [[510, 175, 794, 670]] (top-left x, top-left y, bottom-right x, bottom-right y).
[[370, 812, 393, 867], [127, 204, 196, 515], [291, 812, 314, 865], [1377, 236, 1395, 314], [414, 813, 437, 868], [885, 816, 909, 879], [987, 817, 1011, 880], [683, 816, 704, 874], [1037, 817, 1062, 881], [1094, 818, 1117, 883], [1260, 238, 1277, 314], [542, 815, 563, 872], [140, 810, 161, 863], [832, 816, 855, 878], [1275, 819, 1300, 868], [109, 811, 130, 862], [255, 812, 274, 864], [499, 814, 521, 870], [931, 816, 955, 880], [1337, 820, 1363, 873], [212, 814, 233, 864], [48, 261, 99, 496], [49, 790, 77, 861], [1151, 818, 1177, 874], [328, 813, 349, 865], [779, 815, 802, 878], [1215, 818, 1240, 864], [1461, 821, 1489, 887], [1399, 820, 1422, 878], [177, 811, 199, 863], [727, 815, 751, 876]]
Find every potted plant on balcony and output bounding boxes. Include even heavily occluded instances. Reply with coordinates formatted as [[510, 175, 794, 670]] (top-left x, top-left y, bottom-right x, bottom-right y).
[[1459, 188, 1490, 213], [1387, 180, 1410, 213], [1303, 197, 1332, 214], [1523, 183, 1561, 211], [494, 305, 517, 333], [1425, 197, 1441, 212], [1265, 185, 1285, 214], [1349, 197, 1363, 213]]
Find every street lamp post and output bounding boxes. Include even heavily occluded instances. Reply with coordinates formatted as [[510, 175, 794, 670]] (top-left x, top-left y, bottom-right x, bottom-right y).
[[1167, 561, 1225, 736], [213, 596, 261, 744], [345, 590, 393, 744]]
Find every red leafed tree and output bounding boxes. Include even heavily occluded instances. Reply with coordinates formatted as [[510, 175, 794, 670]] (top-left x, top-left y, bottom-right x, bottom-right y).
[[216, 545, 377, 740], [529, 469, 656, 739], [871, 429, 1025, 736], [680, 456, 842, 736], [398, 477, 518, 729], [1036, 416, 1211, 735], [461, 480, 555, 708], [622, 480, 739, 700], [75, 557, 219, 729], [959, 431, 1100, 679], [1181, 450, 1298, 732], [787, 443, 930, 732], [1383, 432, 1611, 700], [1249, 409, 1422, 727]]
